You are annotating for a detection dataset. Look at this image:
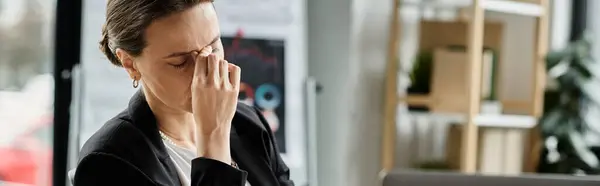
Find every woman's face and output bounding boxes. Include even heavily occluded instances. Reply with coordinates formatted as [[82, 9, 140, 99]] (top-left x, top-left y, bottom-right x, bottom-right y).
[[120, 3, 223, 113]]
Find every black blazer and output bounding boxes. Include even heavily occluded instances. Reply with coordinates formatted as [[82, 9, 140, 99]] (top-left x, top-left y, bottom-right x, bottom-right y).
[[73, 91, 294, 186]]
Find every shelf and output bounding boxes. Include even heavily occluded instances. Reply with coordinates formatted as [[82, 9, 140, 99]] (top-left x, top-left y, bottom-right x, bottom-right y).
[[483, 0, 544, 17], [385, 0, 549, 173], [401, 0, 544, 17], [399, 94, 434, 106], [402, 93, 534, 114], [407, 111, 537, 129]]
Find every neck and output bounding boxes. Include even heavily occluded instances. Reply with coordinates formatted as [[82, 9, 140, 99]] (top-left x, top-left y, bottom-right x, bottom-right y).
[[143, 88, 197, 149]]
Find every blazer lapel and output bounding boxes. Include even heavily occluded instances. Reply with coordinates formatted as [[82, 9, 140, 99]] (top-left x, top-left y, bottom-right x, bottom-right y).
[[127, 90, 182, 185]]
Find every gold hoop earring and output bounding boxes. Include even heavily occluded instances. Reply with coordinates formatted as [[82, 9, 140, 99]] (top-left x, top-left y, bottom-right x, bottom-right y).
[[132, 78, 139, 88]]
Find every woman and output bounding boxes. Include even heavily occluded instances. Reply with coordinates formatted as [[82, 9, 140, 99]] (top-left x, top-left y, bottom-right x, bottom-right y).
[[72, 0, 294, 185]]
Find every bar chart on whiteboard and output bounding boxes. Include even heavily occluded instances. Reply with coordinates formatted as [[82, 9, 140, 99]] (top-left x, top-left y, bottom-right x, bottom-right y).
[[221, 35, 287, 153]]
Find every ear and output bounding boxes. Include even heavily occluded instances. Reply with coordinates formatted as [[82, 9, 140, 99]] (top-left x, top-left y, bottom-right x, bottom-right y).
[[115, 48, 141, 80]]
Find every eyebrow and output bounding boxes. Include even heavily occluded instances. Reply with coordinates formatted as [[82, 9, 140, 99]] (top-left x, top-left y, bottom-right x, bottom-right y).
[[162, 35, 220, 59]]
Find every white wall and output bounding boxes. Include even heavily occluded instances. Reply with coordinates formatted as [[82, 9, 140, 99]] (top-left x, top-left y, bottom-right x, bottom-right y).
[[307, 0, 391, 185], [307, 0, 353, 185], [350, 0, 393, 184], [487, 12, 536, 103], [584, 0, 600, 146], [551, 0, 571, 51]]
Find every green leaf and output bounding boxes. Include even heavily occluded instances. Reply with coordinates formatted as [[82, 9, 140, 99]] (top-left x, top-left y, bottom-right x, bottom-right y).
[[541, 109, 570, 137], [568, 129, 600, 168], [546, 50, 572, 69], [556, 69, 581, 90], [572, 60, 593, 79]]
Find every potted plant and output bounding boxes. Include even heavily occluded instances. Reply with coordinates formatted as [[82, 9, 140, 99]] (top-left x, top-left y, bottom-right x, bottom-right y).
[[537, 32, 600, 175]]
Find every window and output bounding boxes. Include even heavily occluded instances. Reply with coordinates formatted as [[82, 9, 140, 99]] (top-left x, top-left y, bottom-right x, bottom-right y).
[[33, 121, 53, 148], [0, 0, 55, 186]]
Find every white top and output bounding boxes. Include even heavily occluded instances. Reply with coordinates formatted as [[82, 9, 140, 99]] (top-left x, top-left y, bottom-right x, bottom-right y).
[[160, 132, 251, 186]]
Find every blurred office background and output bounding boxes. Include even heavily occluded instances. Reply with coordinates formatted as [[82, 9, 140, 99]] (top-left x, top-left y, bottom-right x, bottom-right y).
[[1, 0, 600, 186]]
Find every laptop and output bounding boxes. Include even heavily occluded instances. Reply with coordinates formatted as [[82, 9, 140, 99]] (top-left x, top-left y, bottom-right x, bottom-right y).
[[383, 170, 600, 186]]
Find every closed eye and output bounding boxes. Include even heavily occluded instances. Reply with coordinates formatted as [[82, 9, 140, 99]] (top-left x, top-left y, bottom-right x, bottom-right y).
[[169, 56, 193, 70], [171, 61, 187, 69], [167, 46, 220, 70]]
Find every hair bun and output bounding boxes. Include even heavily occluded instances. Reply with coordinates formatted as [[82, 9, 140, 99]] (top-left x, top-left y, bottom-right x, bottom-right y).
[[99, 24, 122, 66]]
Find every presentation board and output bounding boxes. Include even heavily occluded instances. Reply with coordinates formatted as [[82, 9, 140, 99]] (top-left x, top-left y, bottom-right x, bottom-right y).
[[214, 0, 309, 184]]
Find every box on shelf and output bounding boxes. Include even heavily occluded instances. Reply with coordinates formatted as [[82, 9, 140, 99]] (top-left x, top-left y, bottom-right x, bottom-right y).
[[446, 124, 527, 175], [429, 47, 498, 113], [407, 20, 506, 113]]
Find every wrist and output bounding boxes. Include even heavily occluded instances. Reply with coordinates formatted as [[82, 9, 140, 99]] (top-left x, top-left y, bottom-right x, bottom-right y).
[[196, 132, 232, 165], [194, 119, 232, 135]]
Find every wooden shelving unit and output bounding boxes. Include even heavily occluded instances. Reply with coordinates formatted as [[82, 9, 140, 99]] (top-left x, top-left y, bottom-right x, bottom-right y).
[[381, 0, 550, 174]]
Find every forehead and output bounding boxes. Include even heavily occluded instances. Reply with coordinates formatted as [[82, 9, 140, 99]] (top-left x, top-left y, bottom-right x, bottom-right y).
[[143, 3, 219, 56]]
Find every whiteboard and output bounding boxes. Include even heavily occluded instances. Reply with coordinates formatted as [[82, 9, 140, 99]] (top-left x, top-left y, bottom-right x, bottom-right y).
[[214, 0, 309, 184]]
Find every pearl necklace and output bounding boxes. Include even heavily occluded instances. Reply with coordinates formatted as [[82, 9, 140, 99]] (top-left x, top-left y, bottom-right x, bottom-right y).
[[159, 130, 180, 148], [158, 130, 239, 168]]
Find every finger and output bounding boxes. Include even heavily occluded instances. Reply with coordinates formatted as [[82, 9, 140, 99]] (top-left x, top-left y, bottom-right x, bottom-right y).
[[200, 46, 212, 56], [206, 54, 220, 86], [228, 63, 241, 90], [194, 46, 213, 80], [220, 59, 230, 88]]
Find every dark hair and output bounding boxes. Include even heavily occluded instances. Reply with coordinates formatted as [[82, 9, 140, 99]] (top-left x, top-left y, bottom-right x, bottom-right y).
[[100, 0, 212, 66]]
